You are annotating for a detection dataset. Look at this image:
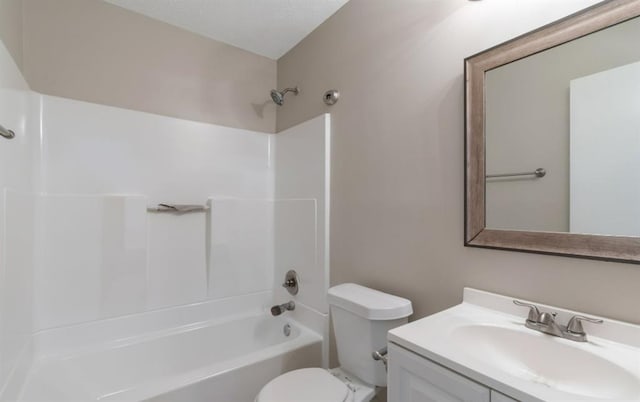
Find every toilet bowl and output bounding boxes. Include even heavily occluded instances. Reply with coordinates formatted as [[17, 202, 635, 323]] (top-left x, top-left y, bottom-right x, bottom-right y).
[[255, 283, 412, 402]]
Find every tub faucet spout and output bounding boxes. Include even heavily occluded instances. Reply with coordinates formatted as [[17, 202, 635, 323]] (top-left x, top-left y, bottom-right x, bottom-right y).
[[271, 301, 295, 316]]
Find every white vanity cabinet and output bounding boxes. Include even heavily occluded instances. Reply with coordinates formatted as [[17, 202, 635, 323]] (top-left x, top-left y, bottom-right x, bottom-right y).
[[387, 289, 640, 402], [388, 343, 518, 402]]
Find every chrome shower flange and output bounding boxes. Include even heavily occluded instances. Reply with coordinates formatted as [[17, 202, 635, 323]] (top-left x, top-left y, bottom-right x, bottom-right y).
[[323, 89, 340, 105]]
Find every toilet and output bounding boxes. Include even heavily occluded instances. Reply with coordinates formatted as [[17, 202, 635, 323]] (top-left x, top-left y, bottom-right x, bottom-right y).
[[256, 283, 413, 402]]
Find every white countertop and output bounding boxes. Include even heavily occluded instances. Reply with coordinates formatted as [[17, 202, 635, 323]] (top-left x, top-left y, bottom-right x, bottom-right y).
[[388, 288, 640, 402]]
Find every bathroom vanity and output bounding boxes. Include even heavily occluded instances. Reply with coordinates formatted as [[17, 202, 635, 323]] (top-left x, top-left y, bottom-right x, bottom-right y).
[[387, 289, 640, 402], [388, 342, 516, 401]]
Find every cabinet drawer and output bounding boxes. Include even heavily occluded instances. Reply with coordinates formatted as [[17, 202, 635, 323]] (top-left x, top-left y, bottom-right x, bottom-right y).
[[388, 343, 490, 402]]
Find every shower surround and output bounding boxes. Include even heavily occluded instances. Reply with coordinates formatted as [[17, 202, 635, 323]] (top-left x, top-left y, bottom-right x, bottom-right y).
[[0, 43, 330, 400]]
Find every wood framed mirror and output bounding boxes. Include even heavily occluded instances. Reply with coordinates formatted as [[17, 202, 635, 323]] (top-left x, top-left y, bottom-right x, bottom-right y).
[[465, 0, 640, 263]]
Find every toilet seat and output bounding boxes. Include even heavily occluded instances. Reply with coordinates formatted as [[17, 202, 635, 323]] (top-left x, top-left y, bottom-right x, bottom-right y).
[[256, 368, 351, 402]]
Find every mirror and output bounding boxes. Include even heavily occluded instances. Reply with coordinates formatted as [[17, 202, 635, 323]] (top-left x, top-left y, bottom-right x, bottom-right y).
[[465, 0, 640, 263]]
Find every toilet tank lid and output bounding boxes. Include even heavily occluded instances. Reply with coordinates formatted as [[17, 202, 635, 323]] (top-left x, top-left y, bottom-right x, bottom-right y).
[[327, 283, 413, 320]]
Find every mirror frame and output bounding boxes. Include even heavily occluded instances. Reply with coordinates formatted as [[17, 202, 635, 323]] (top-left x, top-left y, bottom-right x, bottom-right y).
[[464, 0, 640, 264]]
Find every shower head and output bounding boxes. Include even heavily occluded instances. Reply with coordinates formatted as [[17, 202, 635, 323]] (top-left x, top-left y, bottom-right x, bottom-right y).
[[270, 87, 299, 105]]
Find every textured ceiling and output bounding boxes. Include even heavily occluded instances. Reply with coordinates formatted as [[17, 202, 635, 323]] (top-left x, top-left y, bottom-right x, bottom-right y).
[[104, 0, 350, 59]]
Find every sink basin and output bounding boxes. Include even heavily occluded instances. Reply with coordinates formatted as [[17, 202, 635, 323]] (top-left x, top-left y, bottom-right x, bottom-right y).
[[388, 288, 640, 401], [450, 325, 640, 400]]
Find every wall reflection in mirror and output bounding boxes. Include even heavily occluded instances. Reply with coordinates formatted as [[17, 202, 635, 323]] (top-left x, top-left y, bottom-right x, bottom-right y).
[[485, 16, 640, 237]]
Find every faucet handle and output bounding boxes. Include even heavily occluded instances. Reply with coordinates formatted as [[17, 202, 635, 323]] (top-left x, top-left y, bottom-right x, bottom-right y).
[[566, 315, 603, 334], [513, 300, 541, 323], [281, 270, 299, 295], [538, 311, 557, 326]]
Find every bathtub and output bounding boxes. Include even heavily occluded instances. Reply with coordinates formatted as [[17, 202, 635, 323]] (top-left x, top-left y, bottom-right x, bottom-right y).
[[17, 312, 322, 402]]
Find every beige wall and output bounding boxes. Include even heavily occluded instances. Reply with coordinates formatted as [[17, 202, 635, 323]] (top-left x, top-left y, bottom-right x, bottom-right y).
[[18, 0, 276, 133], [1, 0, 637, 323], [486, 17, 640, 232], [0, 0, 23, 71], [277, 0, 640, 325]]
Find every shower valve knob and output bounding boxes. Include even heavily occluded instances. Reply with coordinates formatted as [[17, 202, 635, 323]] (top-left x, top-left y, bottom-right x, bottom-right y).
[[282, 270, 299, 295]]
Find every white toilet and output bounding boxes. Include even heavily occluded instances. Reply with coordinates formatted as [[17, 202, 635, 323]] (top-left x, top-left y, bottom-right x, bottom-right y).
[[256, 283, 413, 402]]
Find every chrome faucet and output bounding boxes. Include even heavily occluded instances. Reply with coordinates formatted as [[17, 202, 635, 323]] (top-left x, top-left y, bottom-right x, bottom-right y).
[[270, 301, 295, 316], [513, 300, 603, 342]]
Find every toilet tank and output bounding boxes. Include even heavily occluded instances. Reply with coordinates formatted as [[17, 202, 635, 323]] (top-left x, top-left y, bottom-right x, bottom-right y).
[[327, 284, 412, 387]]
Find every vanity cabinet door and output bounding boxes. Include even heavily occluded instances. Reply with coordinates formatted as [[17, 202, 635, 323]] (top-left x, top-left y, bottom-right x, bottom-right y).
[[388, 343, 490, 402], [491, 390, 518, 402]]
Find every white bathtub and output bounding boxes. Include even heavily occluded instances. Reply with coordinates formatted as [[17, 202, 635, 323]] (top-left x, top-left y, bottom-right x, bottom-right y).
[[17, 312, 322, 402]]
